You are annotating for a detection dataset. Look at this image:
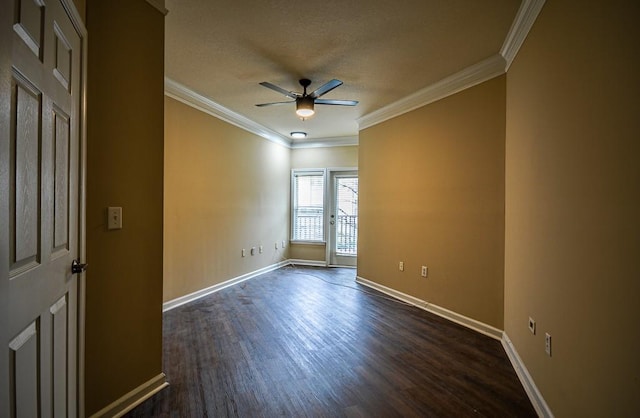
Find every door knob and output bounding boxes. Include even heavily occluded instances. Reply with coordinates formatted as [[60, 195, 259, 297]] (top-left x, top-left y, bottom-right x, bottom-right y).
[[71, 259, 88, 274]]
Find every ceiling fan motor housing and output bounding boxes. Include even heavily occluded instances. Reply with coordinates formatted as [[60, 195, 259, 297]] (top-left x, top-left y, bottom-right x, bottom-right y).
[[299, 78, 312, 91]]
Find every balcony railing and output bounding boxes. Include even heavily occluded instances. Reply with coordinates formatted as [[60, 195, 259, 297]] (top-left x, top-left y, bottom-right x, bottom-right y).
[[293, 212, 358, 255], [293, 208, 323, 241], [336, 214, 357, 255]]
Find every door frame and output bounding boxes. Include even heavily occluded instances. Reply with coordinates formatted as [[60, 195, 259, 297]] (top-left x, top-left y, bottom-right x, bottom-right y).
[[325, 168, 358, 267], [65, 1, 88, 415]]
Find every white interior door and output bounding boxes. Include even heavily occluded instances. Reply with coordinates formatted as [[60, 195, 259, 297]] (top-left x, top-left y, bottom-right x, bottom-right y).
[[3, 0, 84, 416], [328, 171, 358, 267]]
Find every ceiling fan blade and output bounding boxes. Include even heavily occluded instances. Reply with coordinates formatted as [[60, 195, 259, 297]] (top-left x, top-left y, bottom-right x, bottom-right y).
[[309, 79, 343, 99], [259, 82, 300, 99], [314, 99, 359, 106], [255, 100, 295, 107]]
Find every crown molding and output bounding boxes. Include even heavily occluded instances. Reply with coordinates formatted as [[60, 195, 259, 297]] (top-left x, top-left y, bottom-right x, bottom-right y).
[[357, 54, 506, 130], [164, 78, 292, 148], [501, 0, 546, 71], [292, 136, 359, 149], [146, 0, 169, 15]]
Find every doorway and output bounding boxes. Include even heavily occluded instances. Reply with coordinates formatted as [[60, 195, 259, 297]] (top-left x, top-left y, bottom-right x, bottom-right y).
[[327, 170, 358, 267]]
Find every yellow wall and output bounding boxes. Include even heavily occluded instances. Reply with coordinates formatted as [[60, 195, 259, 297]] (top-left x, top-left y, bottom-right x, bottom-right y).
[[289, 146, 358, 262], [85, 0, 164, 414], [358, 76, 506, 328], [504, 1, 640, 416], [291, 145, 358, 169], [163, 97, 290, 302]]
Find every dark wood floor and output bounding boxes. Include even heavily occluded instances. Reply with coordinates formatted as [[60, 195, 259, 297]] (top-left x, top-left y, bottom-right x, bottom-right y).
[[124, 266, 536, 417]]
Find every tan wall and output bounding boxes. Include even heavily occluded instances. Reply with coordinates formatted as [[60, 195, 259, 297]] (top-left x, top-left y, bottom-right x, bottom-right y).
[[164, 97, 290, 302], [504, 1, 640, 416], [358, 76, 506, 328], [291, 145, 358, 169], [85, 0, 164, 414], [289, 146, 358, 262]]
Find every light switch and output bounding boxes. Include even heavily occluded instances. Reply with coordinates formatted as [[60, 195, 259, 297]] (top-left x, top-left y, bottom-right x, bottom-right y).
[[108, 207, 122, 230]]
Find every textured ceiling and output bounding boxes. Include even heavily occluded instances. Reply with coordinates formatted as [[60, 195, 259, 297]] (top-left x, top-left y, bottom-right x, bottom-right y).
[[165, 0, 521, 144]]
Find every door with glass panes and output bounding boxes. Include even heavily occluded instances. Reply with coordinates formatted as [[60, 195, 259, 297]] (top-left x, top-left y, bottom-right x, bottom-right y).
[[328, 171, 358, 267]]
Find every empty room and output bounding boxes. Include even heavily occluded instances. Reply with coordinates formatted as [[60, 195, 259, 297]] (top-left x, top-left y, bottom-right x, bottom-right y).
[[1, 0, 638, 417]]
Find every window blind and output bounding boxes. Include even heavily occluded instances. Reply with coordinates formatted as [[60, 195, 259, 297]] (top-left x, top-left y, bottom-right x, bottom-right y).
[[292, 171, 324, 241]]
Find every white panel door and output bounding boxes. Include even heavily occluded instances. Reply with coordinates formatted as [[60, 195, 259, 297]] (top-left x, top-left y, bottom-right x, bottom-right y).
[[3, 0, 84, 416]]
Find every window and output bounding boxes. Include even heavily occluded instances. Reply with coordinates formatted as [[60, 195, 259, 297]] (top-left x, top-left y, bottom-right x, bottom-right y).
[[335, 176, 358, 255], [291, 170, 325, 242]]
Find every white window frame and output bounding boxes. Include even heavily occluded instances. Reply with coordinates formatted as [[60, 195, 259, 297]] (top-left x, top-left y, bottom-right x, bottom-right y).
[[291, 169, 327, 244]]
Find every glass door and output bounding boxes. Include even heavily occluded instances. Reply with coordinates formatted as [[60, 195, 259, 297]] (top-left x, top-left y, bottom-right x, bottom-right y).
[[328, 171, 358, 267]]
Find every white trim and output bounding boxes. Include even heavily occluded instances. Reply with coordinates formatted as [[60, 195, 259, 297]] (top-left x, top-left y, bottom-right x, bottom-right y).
[[89, 373, 168, 418], [145, 0, 169, 15], [291, 169, 327, 243], [355, 276, 503, 340], [357, 54, 506, 130], [326, 168, 358, 266], [59, 0, 89, 415], [291, 136, 358, 149], [163, 260, 290, 312], [502, 333, 554, 418], [288, 259, 327, 267], [500, 0, 546, 71], [164, 78, 291, 148]]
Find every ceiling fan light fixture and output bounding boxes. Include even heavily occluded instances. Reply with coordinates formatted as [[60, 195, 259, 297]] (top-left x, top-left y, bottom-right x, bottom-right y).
[[290, 131, 307, 139], [296, 96, 315, 118]]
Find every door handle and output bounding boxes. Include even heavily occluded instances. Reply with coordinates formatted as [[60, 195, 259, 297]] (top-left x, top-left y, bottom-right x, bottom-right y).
[[71, 259, 88, 274]]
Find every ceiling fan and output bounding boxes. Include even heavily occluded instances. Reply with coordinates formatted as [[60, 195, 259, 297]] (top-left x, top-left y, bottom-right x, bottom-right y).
[[256, 78, 358, 118]]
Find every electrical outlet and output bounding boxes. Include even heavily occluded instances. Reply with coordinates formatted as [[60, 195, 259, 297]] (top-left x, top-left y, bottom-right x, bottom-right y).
[[275, 242, 278, 250], [421, 266, 428, 277], [528, 317, 536, 335], [241, 249, 246, 257], [251, 247, 256, 256], [259, 245, 263, 254], [399, 261, 404, 271], [545, 333, 552, 356]]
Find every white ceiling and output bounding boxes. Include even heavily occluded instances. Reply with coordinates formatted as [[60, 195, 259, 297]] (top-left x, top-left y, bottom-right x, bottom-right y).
[[165, 0, 522, 146]]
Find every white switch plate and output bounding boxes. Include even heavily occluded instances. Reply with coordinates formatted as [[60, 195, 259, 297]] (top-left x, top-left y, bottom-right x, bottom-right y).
[[107, 207, 122, 230], [399, 261, 404, 271], [421, 266, 428, 277], [545, 333, 552, 356], [528, 317, 536, 334]]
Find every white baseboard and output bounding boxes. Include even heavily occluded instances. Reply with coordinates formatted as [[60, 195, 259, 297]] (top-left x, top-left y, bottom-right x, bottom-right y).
[[163, 260, 290, 312], [287, 259, 327, 267], [355, 276, 503, 340], [90, 373, 168, 418], [502, 333, 554, 418]]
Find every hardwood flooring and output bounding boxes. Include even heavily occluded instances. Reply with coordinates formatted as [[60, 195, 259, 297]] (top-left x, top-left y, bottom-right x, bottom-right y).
[[124, 266, 536, 417]]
